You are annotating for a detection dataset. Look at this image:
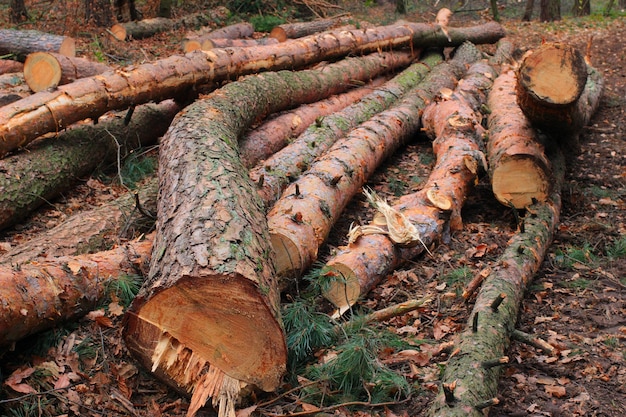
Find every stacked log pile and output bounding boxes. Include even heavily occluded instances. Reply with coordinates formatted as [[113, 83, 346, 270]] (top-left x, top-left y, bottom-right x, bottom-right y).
[[0, 11, 604, 417]]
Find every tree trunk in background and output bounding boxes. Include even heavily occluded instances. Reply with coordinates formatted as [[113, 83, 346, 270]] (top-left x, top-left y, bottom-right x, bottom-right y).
[[115, 0, 139, 22], [523, 0, 535, 21], [0, 29, 75, 61], [85, 0, 114, 27], [9, 0, 29, 23], [571, 0, 591, 16], [158, 0, 173, 18], [540, 0, 561, 21]]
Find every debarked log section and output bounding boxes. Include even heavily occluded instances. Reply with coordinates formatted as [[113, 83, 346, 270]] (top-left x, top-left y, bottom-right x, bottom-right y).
[[0, 20, 505, 157], [322, 58, 497, 313], [267, 42, 484, 279]]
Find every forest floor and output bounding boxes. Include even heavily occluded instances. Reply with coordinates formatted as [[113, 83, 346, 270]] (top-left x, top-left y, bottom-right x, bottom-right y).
[[0, 1, 624, 416]]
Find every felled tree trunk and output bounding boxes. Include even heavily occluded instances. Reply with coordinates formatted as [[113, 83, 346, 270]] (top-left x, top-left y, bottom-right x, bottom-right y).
[[487, 69, 551, 209], [267, 43, 483, 278], [516, 42, 604, 149], [0, 21, 504, 157], [250, 50, 443, 207], [182, 22, 257, 52], [183, 36, 280, 52], [23, 52, 112, 92], [0, 100, 180, 231], [110, 10, 229, 40], [426, 150, 565, 417], [0, 59, 23, 75], [240, 76, 389, 169], [1, 177, 158, 265], [123, 52, 420, 417], [0, 29, 75, 61], [269, 18, 340, 42], [322, 58, 496, 313], [0, 235, 152, 346]]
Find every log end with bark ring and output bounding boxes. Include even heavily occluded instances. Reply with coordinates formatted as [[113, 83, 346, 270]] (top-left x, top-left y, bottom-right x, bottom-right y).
[[321, 262, 361, 316], [269, 27, 288, 42], [491, 155, 550, 209], [123, 274, 287, 393], [182, 38, 202, 53], [24, 52, 62, 92], [517, 42, 588, 106], [110, 24, 127, 41]]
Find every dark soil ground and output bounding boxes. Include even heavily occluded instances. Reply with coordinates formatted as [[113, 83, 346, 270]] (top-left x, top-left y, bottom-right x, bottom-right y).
[[0, 1, 624, 416]]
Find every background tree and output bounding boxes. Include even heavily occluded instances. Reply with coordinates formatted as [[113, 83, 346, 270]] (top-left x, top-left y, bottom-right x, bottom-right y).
[[540, 0, 561, 21], [9, 0, 29, 23], [85, 0, 114, 26], [523, 0, 535, 21], [572, 0, 590, 16]]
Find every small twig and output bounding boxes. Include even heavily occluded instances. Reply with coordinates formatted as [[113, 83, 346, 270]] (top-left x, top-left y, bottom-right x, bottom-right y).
[[260, 396, 411, 417], [134, 191, 155, 219], [511, 329, 556, 355]]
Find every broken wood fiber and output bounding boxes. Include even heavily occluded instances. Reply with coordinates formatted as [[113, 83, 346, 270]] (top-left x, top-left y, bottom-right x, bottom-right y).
[[322, 51, 497, 313], [0, 20, 504, 157], [268, 42, 486, 280]]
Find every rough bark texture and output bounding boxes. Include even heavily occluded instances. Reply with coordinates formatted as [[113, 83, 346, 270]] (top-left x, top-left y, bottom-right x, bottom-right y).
[[0, 100, 179, 231], [267, 43, 484, 279], [250, 50, 442, 207], [323, 57, 496, 312], [1, 177, 158, 265], [183, 37, 271, 52], [269, 18, 340, 42], [0, 59, 23, 75], [239, 76, 388, 169], [516, 43, 604, 148], [182, 22, 258, 52], [0, 29, 75, 61], [0, 21, 504, 157], [110, 11, 225, 41], [487, 69, 552, 209], [24, 52, 112, 92], [122, 54, 422, 416], [0, 236, 152, 346], [426, 150, 565, 417]]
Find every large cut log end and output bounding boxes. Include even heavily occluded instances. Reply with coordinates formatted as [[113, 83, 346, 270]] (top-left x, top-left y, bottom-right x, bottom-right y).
[[24, 52, 62, 92], [110, 24, 127, 41], [123, 273, 287, 396], [320, 262, 362, 316], [491, 153, 550, 209], [517, 42, 587, 106]]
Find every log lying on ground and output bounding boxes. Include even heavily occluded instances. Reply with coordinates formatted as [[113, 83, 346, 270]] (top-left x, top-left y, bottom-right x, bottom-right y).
[[184, 36, 280, 52], [322, 57, 496, 313], [0, 29, 75, 61], [250, 50, 443, 206], [123, 52, 423, 417], [269, 18, 341, 42], [0, 178, 158, 265], [487, 69, 551, 209], [110, 8, 229, 41], [24, 52, 112, 92], [0, 59, 23, 75], [426, 149, 565, 417], [240, 76, 389, 168], [516, 43, 604, 149], [267, 42, 484, 278], [0, 20, 505, 157], [182, 22, 257, 52], [0, 100, 180, 231], [0, 235, 152, 346]]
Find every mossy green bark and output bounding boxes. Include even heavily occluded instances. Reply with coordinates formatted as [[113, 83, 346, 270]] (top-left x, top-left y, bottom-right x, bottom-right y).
[[427, 149, 565, 417]]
